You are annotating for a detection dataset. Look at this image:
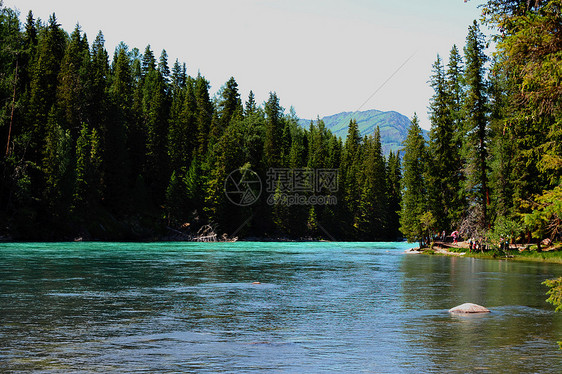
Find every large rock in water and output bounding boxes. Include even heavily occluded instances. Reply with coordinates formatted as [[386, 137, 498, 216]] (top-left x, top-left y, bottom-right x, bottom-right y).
[[448, 303, 490, 314]]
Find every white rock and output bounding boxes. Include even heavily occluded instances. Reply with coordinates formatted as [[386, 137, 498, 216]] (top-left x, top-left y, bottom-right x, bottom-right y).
[[448, 303, 490, 314]]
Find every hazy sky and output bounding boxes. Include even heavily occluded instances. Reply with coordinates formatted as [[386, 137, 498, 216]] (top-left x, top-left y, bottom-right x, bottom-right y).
[[4, 0, 487, 129]]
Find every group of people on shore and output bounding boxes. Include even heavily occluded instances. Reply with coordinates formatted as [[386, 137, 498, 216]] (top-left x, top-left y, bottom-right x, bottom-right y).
[[437, 229, 512, 252], [437, 230, 509, 252], [439, 230, 460, 244], [468, 237, 489, 252]]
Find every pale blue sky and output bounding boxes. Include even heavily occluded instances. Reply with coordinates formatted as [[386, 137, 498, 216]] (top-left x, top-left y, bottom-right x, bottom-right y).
[[4, 0, 487, 129]]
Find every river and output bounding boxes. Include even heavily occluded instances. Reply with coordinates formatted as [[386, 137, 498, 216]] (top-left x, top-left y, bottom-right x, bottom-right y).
[[0, 241, 561, 372]]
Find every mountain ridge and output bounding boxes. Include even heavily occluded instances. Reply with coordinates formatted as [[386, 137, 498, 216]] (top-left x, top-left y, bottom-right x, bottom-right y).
[[298, 109, 428, 155]]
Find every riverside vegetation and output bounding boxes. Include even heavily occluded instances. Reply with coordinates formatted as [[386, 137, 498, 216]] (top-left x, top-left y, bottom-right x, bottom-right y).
[[399, 0, 562, 316]]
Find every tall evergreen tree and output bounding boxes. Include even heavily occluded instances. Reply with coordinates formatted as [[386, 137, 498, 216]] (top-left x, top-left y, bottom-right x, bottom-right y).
[[170, 59, 186, 97], [142, 66, 170, 200], [214, 76, 242, 139], [105, 43, 132, 210], [357, 126, 388, 239], [141, 45, 155, 76], [194, 73, 213, 157], [341, 119, 362, 238], [244, 90, 257, 117], [399, 114, 428, 246], [462, 20, 489, 230], [427, 54, 463, 231], [88, 31, 109, 139], [386, 150, 402, 239], [57, 24, 90, 136], [444, 45, 466, 227], [28, 13, 66, 161], [20, 10, 38, 90], [488, 56, 516, 220], [263, 92, 284, 168], [73, 123, 102, 214], [42, 108, 73, 221], [158, 49, 170, 81]]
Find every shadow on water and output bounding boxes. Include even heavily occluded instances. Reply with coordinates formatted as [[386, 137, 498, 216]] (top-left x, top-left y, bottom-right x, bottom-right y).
[[399, 253, 562, 373]]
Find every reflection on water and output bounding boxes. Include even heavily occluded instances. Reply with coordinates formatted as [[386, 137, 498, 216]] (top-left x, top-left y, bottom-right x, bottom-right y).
[[400, 255, 562, 372], [0, 242, 561, 372]]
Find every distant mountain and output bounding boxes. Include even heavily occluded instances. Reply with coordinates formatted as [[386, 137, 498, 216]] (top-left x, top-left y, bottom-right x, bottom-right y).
[[298, 109, 428, 155]]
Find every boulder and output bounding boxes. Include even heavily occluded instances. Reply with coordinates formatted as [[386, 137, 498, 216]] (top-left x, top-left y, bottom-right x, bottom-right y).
[[448, 303, 490, 314]]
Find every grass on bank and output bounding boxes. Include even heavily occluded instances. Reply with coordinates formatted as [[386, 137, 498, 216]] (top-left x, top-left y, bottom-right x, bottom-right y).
[[428, 242, 562, 264]]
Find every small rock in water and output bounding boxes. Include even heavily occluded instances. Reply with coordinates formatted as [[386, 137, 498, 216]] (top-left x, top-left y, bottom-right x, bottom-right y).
[[448, 303, 490, 314]]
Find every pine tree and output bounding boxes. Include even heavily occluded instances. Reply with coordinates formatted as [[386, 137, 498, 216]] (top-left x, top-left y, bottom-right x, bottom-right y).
[[28, 13, 67, 161], [142, 66, 170, 200], [43, 107, 73, 219], [307, 119, 329, 169], [19, 10, 38, 98], [399, 114, 428, 246], [141, 45, 155, 76], [244, 90, 257, 117], [73, 122, 102, 213], [158, 49, 170, 81], [214, 76, 242, 139], [386, 150, 402, 239], [488, 57, 516, 221], [89, 32, 109, 129], [444, 45, 466, 227], [462, 20, 489, 230], [194, 73, 213, 157], [57, 24, 90, 137], [263, 92, 284, 168], [427, 54, 462, 231], [170, 59, 186, 97], [341, 119, 362, 238], [357, 126, 388, 239], [446, 45, 464, 136], [105, 43, 132, 210]]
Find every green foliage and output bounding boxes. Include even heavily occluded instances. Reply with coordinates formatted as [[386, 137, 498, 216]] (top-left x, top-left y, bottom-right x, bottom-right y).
[[462, 20, 490, 230], [399, 115, 428, 245], [543, 277, 562, 313], [43, 110, 73, 217], [481, 0, 562, 243], [427, 53, 463, 231], [420, 211, 437, 246], [194, 73, 213, 157], [521, 186, 562, 241], [357, 127, 388, 239], [488, 215, 524, 249], [0, 2, 407, 240], [264, 92, 284, 168], [214, 77, 242, 140], [544, 275, 562, 350]]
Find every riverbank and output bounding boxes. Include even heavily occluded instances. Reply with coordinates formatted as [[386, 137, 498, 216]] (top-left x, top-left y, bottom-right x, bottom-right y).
[[407, 241, 562, 264]]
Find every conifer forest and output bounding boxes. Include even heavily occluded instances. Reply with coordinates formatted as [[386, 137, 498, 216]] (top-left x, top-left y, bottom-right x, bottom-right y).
[[0, 1, 561, 245]]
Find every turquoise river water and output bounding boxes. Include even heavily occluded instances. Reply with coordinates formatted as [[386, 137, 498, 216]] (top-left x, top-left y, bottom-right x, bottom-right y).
[[0, 241, 561, 373]]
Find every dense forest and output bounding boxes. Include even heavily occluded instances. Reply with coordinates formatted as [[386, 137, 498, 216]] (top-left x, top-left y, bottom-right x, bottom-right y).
[[1, 1, 561, 246], [401, 0, 562, 250], [0, 2, 402, 240]]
